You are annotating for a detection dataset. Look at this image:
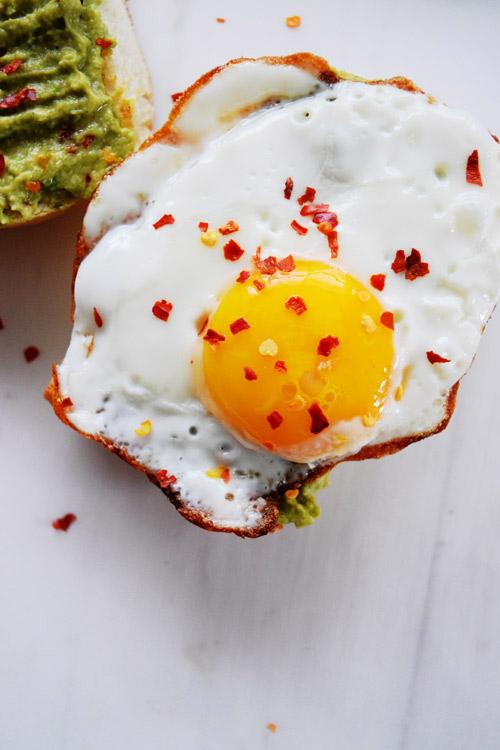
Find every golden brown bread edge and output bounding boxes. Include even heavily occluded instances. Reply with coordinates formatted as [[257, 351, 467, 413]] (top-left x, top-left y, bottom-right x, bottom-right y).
[[45, 53, 459, 537], [5, 0, 154, 229]]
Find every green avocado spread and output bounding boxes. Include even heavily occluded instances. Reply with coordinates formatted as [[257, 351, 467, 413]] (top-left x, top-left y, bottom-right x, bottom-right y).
[[0, 0, 135, 225], [277, 473, 329, 528]]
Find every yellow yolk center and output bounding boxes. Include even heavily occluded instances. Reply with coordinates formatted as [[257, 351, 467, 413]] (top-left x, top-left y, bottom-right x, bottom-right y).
[[200, 261, 394, 462]]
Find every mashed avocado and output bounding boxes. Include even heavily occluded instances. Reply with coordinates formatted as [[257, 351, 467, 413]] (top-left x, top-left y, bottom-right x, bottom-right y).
[[0, 0, 135, 225], [277, 473, 329, 528]]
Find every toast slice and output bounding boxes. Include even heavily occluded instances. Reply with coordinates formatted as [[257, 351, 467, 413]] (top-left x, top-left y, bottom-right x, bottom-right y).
[[0, 0, 153, 227], [46, 54, 498, 537]]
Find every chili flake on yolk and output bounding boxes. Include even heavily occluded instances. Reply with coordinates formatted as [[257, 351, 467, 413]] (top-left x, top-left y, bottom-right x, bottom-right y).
[[200, 261, 394, 462]]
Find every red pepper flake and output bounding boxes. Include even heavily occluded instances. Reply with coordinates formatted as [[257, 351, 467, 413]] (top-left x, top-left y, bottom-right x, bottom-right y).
[[219, 220, 239, 235], [198, 221, 209, 232], [203, 328, 226, 346], [300, 202, 329, 216], [52, 513, 77, 532], [171, 92, 183, 103], [60, 397, 73, 409], [216, 17, 225, 22], [256, 255, 277, 274], [274, 360, 287, 373], [1, 58, 23, 79], [0, 59, 23, 75], [370, 273, 386, 291], [308, 402, 329, 434], [426, 350, 450, 364], [291, 219, 308, 235], [466, 149, 483, 186], [284, 177, 294, 199], [491, 133, 499, 144], [82, 134, 95, 149], [95, 38, 113, 49], [223, 239, 244, 261], [85, 173, 92, 185], [312, 211, 338, 227], [391, 249, 407, 274], [93, 307, 103, 328], [253, 279, 266, 291], [317, 335, 339, 356], [380, 311, 394, 330], [297, 186, 316, 205], [0, 154, 5, 177], [392, 248, 429, 280], [328, 231, 339, 258], [253, 247, 277, 273], [317, 221, 333, 236], [156, 470, 177, 488], [0, 87, 36, 109], [220, 467, 231, 483], [153, 213, 175, 230], [236, 270, 250, 283], [267, 411, 284, 430], [0, 316, 4, 330], [285, 296, 307, 315], [276, 255, 295, 272], [25, 180, 41, 192], [152, 299, 173, 322], [24, 345, 40, 363], [244, 366, 258, 381], [405, 248, 429, 280], [230, 317, 250, 334]]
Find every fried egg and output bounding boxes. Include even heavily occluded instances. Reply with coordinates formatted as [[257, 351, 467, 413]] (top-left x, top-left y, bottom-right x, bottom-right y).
[[51, 55, 500, 535]]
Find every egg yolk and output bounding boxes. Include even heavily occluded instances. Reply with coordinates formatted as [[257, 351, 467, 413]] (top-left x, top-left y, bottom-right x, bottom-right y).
[[200, 261, 394, 462]]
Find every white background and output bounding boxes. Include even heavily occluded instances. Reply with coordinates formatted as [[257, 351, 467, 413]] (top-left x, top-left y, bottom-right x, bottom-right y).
[[2, 0, 500, 748]]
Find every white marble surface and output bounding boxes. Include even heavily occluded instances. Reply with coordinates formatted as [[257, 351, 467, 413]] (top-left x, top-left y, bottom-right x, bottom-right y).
[[2, 0, 500, 747]]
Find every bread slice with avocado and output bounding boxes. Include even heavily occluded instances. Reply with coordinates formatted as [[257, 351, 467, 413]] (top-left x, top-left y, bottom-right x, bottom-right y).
[[0, 0, 153, 227]]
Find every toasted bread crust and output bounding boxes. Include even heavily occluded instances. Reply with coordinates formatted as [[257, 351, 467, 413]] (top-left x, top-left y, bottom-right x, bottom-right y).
[[45, 365, 279, 537], [45, 365, 459, 538], [2, 199, 77, 229], [47, 55, 462, 536]]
